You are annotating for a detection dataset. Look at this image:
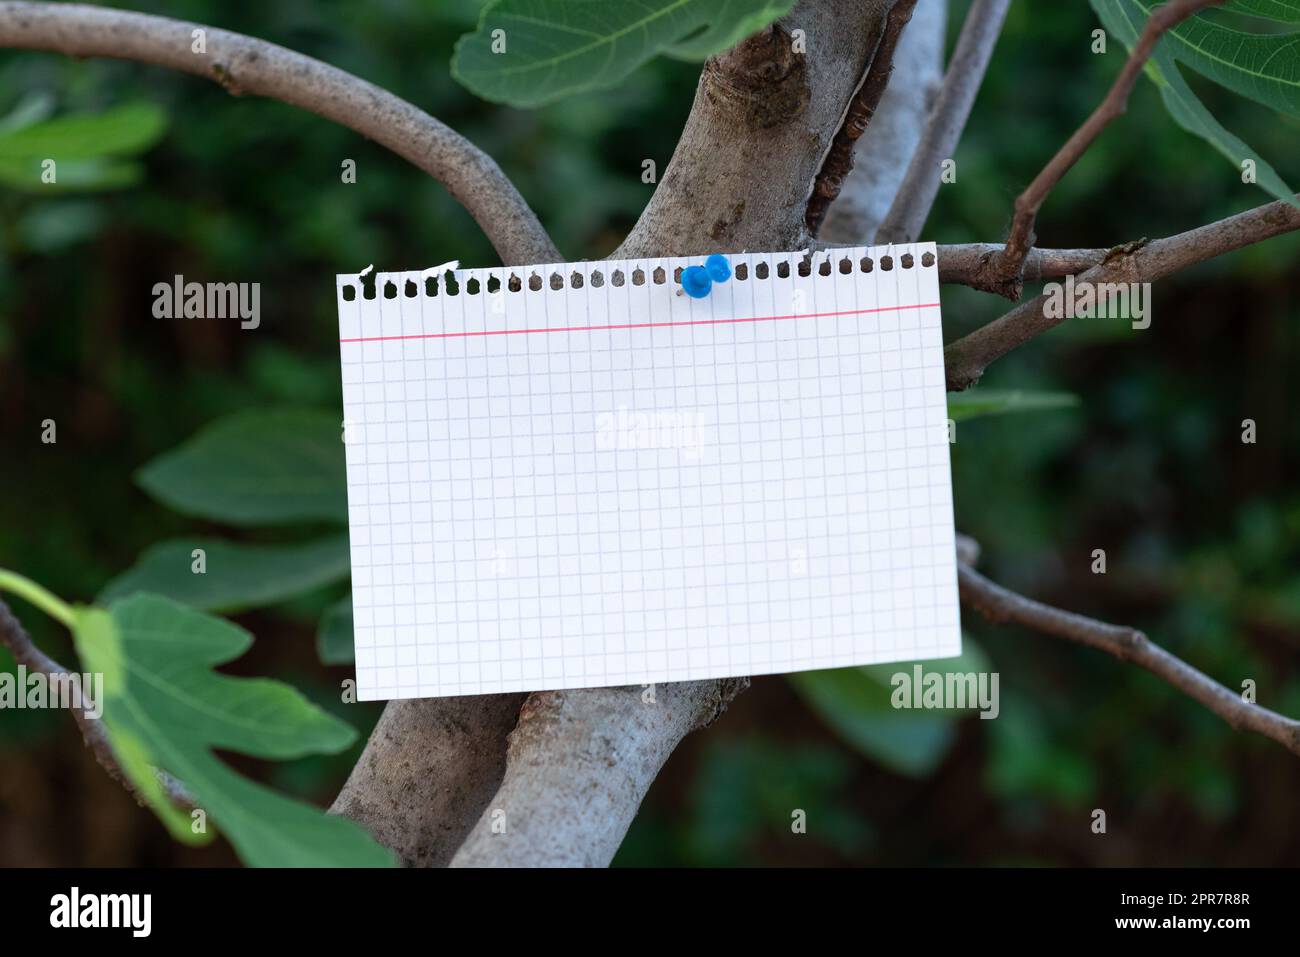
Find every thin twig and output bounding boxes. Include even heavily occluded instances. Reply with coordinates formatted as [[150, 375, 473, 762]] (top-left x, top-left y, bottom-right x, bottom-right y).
[[957, 562, 1300, 758], [944, 195, 1300, 389], [0, 597, 194, 808], [806, 0, 920, 235], [876, 0, 1011, 244], [0, 1, 559, 266], [987, 0, 1225, 297]]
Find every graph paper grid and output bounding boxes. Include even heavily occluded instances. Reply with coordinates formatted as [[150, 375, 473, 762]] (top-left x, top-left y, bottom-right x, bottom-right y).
[[336, 244, 959, 700]]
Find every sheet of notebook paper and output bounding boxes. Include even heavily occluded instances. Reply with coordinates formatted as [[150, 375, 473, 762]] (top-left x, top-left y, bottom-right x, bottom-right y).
[[336, 244, 959, 701]]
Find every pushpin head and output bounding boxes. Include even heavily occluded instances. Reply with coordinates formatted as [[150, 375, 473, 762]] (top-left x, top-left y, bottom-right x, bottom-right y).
[[704, 253, 731, 283], [681, 265, 712, 299]]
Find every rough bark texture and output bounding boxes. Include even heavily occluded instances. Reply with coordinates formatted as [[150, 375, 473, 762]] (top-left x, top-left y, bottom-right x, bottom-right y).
[[876, 0, 1010, 245], [614, 0, 895, 259], [820, 0, 945, 244], [441, 0, 906, 869], [330, 694, 524, 867], [449, 680, 748, 867]]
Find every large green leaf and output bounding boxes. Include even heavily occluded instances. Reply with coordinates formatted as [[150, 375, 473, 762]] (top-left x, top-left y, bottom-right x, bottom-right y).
[[452, 0, 796, 107], [1135, 0, 1300, 119], [1225, 0, 1300, 22], [787, 639, 991, 777], [1091, 0, 1298, 206], [137, 409, 348, 526], [100, 535, 350, 613], [947, 389, 1079, 422], [71, 594, 392, 866]]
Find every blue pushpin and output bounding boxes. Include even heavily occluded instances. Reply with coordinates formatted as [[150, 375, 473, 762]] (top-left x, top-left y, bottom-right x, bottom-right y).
[[704, 253, 731, 283], [681, 265, 712, 299], [680, 254, 732, 298]]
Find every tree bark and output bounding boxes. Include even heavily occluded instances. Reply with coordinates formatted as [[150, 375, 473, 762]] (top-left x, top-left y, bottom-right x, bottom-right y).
[[453, 0, 903, 869]]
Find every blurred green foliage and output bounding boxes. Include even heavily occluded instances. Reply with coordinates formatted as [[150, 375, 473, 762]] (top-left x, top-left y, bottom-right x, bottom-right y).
[[2, 0, 1300, 866]]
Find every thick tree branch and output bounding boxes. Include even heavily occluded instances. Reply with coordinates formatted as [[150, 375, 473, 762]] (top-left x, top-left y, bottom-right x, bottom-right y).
[[987, 0, 1224, 297], [449, 679, 748, 867], [820, 0, 945, 245], [0, 597, 194, 809], [957, 560, 1300, 759], [615, 0, 896, 258], [805, 0, 919, 236], [944, 196, 1300, 390], [330, 693, 524, 867], [875, 0, 1010, 245], [0, 1, 559, 266], [474, 0, 896, 869]]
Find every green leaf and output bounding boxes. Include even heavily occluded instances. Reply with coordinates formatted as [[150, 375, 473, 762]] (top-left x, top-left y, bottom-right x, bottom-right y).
[[1134, 0, 1300, 119], [452, 0, 797, 107], [137, 409, 348, 526], [317, 595, 355, 665], [947, 389, 1079, 422], [71, 594, 392, 866], [100, 535, 350, 613], [1225, 0, 1300, 22], [787, 639, 991, 777], [1091, 0, 1299, 206], [0, 102, 166, 158]]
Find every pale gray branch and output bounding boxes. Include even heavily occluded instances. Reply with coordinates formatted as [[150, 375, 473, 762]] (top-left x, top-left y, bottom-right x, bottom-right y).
[[805, 0, 920, 235], [449, 680, 748, 867], [875, 0, 1010, 244], [0, 1, 559, 266], [820, 0, 945, 244]]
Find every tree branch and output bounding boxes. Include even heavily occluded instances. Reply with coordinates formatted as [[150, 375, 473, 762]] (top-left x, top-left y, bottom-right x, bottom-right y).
[[615, 0, 896, 258], [987, 0, 1224, 297], [956, 558, 1300, 759], [449, 679, 748, 867], [805, 0, 920, 236], [937, 242, 1107, 288], [0, 597, 194, 809], [944, 195, 1300, 390], [329, 693, 525, 867], [469, 0, 897, 869], [820, 0, 946, 245], [875, 0, 1011, 245], [0, 1, 559, 266]]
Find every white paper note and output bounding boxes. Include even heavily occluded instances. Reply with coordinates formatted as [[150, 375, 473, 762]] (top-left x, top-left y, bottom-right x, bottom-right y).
[[336, 244, 959, 700]]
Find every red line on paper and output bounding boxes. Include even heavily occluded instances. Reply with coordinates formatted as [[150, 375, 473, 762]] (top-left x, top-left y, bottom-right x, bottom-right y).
[[338, 302, 941, 343]]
